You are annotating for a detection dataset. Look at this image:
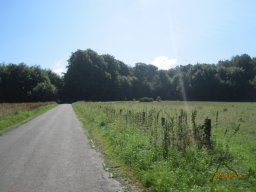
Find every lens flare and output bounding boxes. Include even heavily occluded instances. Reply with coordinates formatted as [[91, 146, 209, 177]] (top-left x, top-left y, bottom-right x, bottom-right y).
[[178, 68, 189, 112]]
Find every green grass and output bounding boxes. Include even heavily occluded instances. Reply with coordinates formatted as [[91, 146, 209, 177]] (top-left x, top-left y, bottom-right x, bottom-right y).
[[73, 101, 256, 192], [0, 102, 57, 134]]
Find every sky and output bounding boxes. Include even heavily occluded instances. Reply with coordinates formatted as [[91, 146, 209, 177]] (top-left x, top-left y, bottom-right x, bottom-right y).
[[1, 0, 256, 75]]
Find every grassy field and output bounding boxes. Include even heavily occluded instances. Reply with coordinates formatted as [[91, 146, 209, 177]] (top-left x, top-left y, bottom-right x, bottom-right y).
[[73, 101, 256, 192], [0, 102, 57, 134]]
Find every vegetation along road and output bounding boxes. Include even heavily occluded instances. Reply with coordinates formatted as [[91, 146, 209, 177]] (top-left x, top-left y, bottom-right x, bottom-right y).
[[0, 104, 123, 192]]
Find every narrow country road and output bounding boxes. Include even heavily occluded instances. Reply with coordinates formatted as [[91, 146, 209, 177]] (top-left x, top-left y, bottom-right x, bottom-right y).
[[0, 104, 123, 192]]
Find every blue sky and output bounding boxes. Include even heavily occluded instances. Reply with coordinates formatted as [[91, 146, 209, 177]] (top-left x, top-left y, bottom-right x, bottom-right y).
[[1, 0, 256, 74]]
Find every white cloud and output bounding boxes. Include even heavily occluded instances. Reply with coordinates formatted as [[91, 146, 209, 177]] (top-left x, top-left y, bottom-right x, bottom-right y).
[[151, 56, 178, 70], [52, 60, 67, 76]]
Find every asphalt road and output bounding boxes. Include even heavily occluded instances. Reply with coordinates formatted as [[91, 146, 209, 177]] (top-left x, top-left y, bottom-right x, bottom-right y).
[[0, 104, 123, 192]]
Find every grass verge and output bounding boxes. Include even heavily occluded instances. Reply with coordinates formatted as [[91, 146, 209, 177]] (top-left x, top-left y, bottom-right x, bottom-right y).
[[0, 102, 57, 134]]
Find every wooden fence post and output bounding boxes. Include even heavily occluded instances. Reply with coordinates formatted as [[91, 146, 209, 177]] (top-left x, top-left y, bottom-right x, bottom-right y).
[[162, 117, 170, 159], [204, 118, 212, 149], [142, 112, 146, 123]]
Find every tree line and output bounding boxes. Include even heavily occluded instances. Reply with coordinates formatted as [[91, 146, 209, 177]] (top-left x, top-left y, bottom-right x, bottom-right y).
[[0, 64, 62, 102], [1, 49, 256, 102]]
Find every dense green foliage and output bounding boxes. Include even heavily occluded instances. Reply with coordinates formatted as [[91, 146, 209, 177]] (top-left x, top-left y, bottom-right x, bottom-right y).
[[1, 49, 256, 102], [73, 101, 256, 192], [0, 64, 62, 102], [0, 102, 57, 133], [64, 49, 256, 102], [63, 49, 134, 101]]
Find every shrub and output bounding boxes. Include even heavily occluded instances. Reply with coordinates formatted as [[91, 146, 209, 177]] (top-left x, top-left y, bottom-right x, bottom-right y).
[[139, 97, 154, 102], [156, 96, 161, 102]]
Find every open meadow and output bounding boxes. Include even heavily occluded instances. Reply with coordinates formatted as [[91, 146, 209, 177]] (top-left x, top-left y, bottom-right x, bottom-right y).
[[73, 101, 256, 192]]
